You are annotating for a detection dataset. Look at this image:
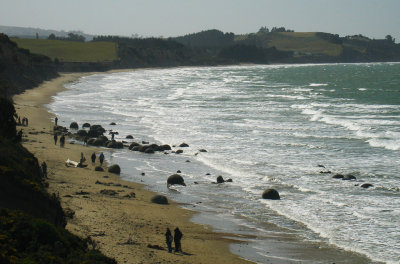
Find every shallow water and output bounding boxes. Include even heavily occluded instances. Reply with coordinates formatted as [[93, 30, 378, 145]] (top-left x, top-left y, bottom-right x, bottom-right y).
[[49, 63, 400, 264]]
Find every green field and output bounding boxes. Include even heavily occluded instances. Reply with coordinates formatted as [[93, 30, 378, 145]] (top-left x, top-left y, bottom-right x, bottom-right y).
[[12, 38, 118, 62], [236, 32, 343, 57]]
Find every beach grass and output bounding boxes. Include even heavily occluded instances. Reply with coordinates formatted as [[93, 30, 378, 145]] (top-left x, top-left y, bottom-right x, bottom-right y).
[[11, 38, 118, 62]]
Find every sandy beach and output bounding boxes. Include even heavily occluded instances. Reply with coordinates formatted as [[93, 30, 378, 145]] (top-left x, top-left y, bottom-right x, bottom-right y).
[[12, 73, 253, 264], [12, 71, 377, 264]]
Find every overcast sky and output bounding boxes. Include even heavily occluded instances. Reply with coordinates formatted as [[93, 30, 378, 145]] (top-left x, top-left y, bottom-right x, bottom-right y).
[[1, 0, 399, 41]]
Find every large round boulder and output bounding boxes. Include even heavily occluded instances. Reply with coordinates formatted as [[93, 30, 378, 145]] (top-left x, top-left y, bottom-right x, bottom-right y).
[[76, 129, 88, 137], [109, 122, 116, 125], [82, 123, 91, 128], [262, 189, 280, 200], [167, 174, 186, 186], [179, 143, 189, 147], [129, 142, 141, 150], [108, 164, 121, 174], [216, 175, 225, 183], [361, 183, 373, 188], [151, 195, 169, 205], [343, 174, 356, 181], [70, 122, 79, 129], [126, 135, 134, 139]]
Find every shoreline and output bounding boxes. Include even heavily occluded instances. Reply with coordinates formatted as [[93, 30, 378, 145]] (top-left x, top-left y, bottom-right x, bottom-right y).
[[12, 72, 253, 264], [12, 70, 376, 264]]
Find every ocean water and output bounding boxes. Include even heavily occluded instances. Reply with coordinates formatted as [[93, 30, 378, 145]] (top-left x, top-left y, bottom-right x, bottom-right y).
[[48, 63, 400, 263]]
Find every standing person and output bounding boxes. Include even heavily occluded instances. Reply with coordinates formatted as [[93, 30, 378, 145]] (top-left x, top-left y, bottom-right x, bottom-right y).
[[54, 134, 58, 145], [41, 162, 47, 178], [55, 116, 58, 126], [60, 134, 65, 147], [91, 152, 96, 164], [25, 117, 28, 126], [174, 227, 183, 253], [165, 228, 173, 253], [99, 152, 104, 166]]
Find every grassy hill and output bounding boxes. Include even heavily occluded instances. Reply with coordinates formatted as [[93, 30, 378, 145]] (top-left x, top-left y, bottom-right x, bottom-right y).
[[235, 32, 343, 57], [11, 38, 118, 62]]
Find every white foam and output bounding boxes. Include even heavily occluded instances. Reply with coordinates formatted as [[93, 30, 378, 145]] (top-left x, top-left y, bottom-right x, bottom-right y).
[[309, 83, 328, 87]]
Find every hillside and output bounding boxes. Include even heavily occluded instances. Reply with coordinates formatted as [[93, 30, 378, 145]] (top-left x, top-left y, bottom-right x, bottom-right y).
[[0, 96, 116, 263], [12, 38, 118, 62]]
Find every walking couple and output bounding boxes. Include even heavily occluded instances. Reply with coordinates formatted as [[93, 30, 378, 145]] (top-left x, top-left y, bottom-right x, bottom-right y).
[[165, 227, 183, 253]]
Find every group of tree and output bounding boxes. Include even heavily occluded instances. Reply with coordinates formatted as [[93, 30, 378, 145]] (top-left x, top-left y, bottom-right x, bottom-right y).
[[48, 32, 86, 42], [258, 26, 295, 34]]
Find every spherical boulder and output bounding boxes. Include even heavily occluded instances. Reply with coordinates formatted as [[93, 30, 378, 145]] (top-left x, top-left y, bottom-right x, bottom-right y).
[[94, 166, 104, 172], [343, 174, 356, 181], [160, 144, 172, 151], [332, 174, 344, 179], [216, 175, 225, 183], [126, 135, 134, 139], [76, 129, 88, 137], [361, 183, 373, 188], [175, 149, 183, 154], [151, 195, 169, 205], [179, 143, 189, 147], [82, 123, 91, 128], [167, 174, 186, 186], [110, 122, 116, 125], [108, 164, 121, 174], [129, 142, 140, 150], [70, 122, 79, 129], [262, 189, 280, 200]]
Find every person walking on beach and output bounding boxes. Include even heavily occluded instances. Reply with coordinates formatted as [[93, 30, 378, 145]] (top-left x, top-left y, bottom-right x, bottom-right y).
[[174, 227, 183, 252], [60, 134, 65, 147], [99, 152, 105, 166], [165, 228, 173, 253], [54, 134, 58, 145], [41, 161, 47, 178], [55, 116, 58, 126], [91, 152, 96, 164]]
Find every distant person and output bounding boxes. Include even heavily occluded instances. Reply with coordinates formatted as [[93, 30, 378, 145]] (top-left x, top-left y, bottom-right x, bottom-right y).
[[54, 134, 58, 145], [18, 116, 21, 125], [41, 161, 47, 178], [80, 152, 86, 164], [165, 228, 173, 253], [91, 152, 96, 164], [21, 117, 25, 126], [60, 134, 65, 147], [25, 117, 28, 126], [174, 227, 183, 253], [99, 152, 105, 166], [55, 116, 58, 126]]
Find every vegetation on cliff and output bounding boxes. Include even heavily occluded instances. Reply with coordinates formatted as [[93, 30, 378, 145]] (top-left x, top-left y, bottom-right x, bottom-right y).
[[0, 34, 58, 96], [0, 97, 115, 263]]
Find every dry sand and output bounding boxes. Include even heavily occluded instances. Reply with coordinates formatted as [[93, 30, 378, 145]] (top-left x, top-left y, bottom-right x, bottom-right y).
[[12, 73, 253, 264]]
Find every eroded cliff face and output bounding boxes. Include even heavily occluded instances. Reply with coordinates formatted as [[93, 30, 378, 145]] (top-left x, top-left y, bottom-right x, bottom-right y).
[[0, 33, 58, 97]]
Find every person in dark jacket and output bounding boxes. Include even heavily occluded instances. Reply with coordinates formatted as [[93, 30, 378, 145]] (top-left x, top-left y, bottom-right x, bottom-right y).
[[91, 152, 96, 164], [54, 133, 58, 145], [174, 227, 183, 252], [165, 228, 173, 253], [59, 134, 65, 147], [99, 152, 105, 166]]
